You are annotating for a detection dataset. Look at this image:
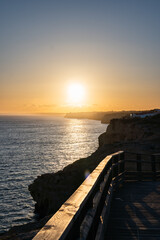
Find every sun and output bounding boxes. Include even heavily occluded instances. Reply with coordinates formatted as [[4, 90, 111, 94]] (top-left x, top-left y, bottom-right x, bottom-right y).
[[67, 83, 85, 106]]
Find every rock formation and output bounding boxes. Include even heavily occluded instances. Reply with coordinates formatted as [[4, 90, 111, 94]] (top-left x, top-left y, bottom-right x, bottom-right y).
[[99, 114, 160, 151], [28, 149, 108, 217]]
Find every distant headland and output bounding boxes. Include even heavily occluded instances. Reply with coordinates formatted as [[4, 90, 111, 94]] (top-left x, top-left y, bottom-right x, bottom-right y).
[[65, 111, 134, 122], [65, 110, 160, 123]]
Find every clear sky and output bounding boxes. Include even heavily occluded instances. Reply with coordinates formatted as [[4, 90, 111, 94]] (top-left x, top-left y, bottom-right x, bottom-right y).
[[0, 0, 160, 114]]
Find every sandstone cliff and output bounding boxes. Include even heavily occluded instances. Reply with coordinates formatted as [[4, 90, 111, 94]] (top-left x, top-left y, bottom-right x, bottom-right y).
[[99, 114, 160, 148]]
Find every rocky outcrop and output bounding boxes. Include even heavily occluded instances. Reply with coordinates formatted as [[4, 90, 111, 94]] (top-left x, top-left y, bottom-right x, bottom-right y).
[[101, 111, 134, 123], [99, 114, 160, 147], [0, 215, 51, 240], [99, 119, 143, 145], [28, 149, 109, 217]]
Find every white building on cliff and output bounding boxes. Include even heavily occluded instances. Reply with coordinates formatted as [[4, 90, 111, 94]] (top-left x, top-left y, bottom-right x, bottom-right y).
[[130, 109, 160, 119]]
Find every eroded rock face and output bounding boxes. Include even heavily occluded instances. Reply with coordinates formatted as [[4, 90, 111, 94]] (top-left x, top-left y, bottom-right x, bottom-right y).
[[99, 114, 160, 146], [28, 149, 108, 217], [29, 170, 82, 216]]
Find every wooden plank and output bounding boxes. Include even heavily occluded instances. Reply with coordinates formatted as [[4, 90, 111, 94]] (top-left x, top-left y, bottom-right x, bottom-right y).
[[112, 155, 119, 178], [119, 152, 125, 174], [95, 185, 114, 240], [80, 170, 113, 239], [105, 182, 160, 240]]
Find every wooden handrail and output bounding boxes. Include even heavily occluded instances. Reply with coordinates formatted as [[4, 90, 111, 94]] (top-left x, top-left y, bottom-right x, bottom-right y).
[[33, 151, 160, 240]]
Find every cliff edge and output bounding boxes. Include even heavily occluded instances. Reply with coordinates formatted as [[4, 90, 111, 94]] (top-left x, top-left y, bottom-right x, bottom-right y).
[[99, 114, 160, 149]]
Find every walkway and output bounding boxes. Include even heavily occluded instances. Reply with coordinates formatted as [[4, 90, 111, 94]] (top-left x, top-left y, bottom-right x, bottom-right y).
[[105, 181, 160, 240]]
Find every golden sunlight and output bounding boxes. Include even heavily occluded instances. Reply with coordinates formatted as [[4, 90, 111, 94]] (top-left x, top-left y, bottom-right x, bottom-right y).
[[67, 83, 85, 106]]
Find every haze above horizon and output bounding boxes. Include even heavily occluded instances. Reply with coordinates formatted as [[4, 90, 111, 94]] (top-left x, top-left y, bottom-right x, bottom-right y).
[[0, 0, 160, 114]]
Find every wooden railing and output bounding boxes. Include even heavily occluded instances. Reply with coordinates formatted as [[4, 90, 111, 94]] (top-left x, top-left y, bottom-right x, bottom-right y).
[[33, 151, 160, 240]]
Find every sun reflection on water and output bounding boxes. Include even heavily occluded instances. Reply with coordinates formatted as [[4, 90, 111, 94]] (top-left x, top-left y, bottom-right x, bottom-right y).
[[0, 116, 107, 233]]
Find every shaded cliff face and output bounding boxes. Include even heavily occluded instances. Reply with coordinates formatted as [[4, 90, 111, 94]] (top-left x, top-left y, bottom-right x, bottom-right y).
[[28, 149, 108, 217], [99, 114, 160, 147]]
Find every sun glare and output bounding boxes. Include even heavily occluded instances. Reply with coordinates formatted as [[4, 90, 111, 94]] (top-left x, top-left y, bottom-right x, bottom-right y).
[[67, 83, 85, 106]]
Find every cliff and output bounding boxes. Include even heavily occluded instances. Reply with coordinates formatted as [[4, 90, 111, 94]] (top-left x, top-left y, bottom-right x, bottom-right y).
[[101, 111, 134, 123], [99, 114, 160, 147], [2, 113, 160, 239], [28, 149, 109, 217]]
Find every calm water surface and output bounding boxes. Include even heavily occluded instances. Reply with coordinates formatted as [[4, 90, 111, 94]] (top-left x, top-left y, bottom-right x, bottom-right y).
[[0, 115, 107, 233]]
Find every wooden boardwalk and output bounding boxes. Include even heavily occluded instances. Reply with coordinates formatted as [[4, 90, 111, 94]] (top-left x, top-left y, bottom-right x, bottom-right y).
[[33, 152, 160, 240], [105, 181, 160, 240]]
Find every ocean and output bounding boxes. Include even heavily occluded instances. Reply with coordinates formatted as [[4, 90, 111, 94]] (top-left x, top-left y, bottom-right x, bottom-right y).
[[0, 115, 107, 233]]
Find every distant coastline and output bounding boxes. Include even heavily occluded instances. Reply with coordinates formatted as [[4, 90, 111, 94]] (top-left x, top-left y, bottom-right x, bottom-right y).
[[65, 110, 138, 123]]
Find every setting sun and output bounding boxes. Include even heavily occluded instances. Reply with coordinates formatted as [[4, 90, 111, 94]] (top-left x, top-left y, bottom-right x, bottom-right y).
[[67, 83, 85, 106]]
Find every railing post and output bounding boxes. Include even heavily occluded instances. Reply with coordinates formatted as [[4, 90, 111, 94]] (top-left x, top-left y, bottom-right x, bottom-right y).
[[137, 154, 142, 181], [119, 152, 125, 174], [112, 155, 119, 179], [151, 155, 156, 181]]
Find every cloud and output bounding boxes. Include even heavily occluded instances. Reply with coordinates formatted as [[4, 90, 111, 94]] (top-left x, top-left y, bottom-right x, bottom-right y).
[[22, 104, 57, 112]]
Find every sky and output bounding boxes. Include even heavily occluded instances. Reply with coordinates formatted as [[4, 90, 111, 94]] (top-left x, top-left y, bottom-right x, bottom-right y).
[[0, 0, 160, 114]]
